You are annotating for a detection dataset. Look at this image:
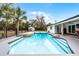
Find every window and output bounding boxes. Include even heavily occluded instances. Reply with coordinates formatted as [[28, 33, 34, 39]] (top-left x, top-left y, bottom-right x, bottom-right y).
[[68, 25, 76, 34], [76, 24, 79, 28], [50, 26, 52, 30], [57, 26, 60, 33], [72, 25, 75, 33], [68, 26, 71, 33]]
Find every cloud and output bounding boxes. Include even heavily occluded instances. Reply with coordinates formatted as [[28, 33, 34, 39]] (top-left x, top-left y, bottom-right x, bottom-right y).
[[27, 11, 55, 24]]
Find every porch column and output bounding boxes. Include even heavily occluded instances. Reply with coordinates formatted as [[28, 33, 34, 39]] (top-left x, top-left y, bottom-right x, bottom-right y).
[[61, 24, 64, 35], [55, 26, 57, 34]]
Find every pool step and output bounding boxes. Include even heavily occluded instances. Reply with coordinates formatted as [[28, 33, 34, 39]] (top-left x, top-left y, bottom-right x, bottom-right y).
[[48, 35, 72, 54], [9, 38, 24, 48], [55, 39, 68, 48], [53, 38, 72, 54]]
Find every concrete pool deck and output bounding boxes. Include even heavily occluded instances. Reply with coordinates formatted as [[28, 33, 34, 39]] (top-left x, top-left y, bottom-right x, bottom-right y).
[[60, 35, 79, 55], [0, 36, 22, 55], [0, 32, 79, 55], [0, 32, 34, 43], [0, 32, 33, 55]]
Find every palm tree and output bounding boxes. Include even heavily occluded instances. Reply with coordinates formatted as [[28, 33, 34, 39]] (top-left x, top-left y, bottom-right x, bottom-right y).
[[14, 7, 27, 35], [0, 3, 13, 37], [0, 4, 27, 37]]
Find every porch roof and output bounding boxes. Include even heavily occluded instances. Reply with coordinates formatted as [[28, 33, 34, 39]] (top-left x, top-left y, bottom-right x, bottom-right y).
[[55, 15, 79, 25]]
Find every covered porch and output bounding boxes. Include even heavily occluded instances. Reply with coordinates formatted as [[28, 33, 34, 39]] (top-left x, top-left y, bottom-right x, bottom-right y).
[[55, 16, 79, 35]]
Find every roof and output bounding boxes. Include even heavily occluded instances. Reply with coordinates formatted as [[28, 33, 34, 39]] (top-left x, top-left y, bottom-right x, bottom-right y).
[[55, 14, 79, 24]]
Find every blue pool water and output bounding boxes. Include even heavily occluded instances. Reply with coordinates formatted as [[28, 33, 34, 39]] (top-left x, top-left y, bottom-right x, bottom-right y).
[[9, 33, 73, 55]]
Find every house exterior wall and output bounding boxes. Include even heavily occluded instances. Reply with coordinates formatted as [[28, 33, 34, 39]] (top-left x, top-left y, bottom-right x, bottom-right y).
[[55, 24, 61, 34], [55, 18, 79, 35], [47, 25, 55, 33], [47, 16, 79, 35], [64, 20, 79, 34]]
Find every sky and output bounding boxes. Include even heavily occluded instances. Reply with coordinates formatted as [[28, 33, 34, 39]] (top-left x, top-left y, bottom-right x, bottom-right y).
[[15, 3, 79, 24]]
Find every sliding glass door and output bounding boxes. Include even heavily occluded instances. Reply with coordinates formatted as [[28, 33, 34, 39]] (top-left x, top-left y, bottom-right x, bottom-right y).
[[72, 25, 75, 33], [68, 25, 75, 34], [68, 26, 71, 33]]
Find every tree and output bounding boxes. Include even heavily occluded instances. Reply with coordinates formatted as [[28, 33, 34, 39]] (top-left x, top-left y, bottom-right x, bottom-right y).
[[0, 3, 13, 37], [0, 20, 6, 30], [19, 21, 29, 31], [0, 3, 27, 37], [31, 15, 47, 31], [46, 22, 53, 27], [13, 7, 27, 35]]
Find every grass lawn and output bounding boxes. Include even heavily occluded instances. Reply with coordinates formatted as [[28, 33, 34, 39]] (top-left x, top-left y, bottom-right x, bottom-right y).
[[0, 30, 16, 38]]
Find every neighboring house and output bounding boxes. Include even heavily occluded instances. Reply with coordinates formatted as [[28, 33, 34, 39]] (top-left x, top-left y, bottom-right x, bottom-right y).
[[47, 15, 79, 35], [47, 24, 55, 33]]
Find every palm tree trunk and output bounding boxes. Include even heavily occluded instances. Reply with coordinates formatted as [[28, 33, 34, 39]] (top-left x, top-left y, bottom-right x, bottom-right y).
[[4, 21, 7, 38], [5, 27, 7, 38], [5, 21, 7, 38], [16, 19, 19, 36]]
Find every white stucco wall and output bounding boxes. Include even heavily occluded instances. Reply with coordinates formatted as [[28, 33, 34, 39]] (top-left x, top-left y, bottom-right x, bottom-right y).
[[47, 25, 55, 34], [55, 19, 79, 34]]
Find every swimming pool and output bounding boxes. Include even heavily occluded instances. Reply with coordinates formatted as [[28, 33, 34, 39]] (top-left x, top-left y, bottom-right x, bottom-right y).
[[8, 32, 74, 55]]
